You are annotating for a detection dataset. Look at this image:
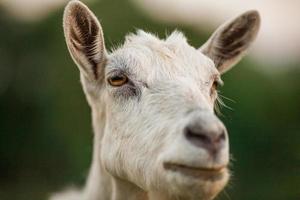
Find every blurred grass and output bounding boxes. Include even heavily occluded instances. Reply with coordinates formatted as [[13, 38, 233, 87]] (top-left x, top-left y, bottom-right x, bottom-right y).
[[0, 0, 299, 199]]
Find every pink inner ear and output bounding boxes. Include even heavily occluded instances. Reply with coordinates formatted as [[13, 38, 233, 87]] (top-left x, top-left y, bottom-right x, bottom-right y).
[[64, 1, 106, 80]]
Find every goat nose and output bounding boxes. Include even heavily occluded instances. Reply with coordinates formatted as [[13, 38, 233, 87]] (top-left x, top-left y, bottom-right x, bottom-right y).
[[184, 119, 227, 155]]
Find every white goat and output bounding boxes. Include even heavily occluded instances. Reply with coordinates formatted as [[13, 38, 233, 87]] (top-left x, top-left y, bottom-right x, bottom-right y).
[[51, 1, 260, 200]]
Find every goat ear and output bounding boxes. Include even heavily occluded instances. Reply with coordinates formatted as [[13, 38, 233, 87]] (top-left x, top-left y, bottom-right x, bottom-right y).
[[199, 10, 260, 74], [63, 0, 106, 80]]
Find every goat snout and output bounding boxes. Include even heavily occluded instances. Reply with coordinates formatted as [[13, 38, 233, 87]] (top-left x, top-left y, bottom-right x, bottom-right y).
[[184, 112, 227, 156]]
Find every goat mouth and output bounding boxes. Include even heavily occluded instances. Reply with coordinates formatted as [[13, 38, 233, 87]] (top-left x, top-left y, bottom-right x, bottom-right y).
[[163, 163, 227, 181]]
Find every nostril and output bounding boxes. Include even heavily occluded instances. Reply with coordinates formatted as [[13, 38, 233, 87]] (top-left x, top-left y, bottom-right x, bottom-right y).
[[196, 133, 210, 144], [184, 127, 212, 147], [217, 130, 226, 142], [184, 126, 227, 153]]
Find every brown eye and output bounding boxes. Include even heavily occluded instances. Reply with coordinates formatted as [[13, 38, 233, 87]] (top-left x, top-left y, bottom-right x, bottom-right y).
[[212, 81, 219, 90], [210, 81, 219, 97], [108, 74, 128, 86]]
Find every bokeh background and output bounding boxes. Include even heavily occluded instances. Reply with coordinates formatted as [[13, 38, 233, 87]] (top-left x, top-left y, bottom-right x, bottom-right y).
[[0, 0, 299, 200]]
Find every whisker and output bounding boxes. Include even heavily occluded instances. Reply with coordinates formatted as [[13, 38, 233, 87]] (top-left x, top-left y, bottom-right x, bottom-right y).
[[219, 94, 236, 103], [223, 189, 232, 200], [214, 91, 235, 116], [214, 96, 224, 116], [219, 96, 233, 110]]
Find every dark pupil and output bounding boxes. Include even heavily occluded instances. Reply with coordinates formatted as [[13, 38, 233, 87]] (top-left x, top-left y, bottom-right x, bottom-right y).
[[111, 76, 124, 82], [213, 82, 218, 88]]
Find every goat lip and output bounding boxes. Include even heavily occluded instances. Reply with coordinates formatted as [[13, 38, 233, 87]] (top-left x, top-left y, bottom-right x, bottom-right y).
[[163, 163, 227, 181]]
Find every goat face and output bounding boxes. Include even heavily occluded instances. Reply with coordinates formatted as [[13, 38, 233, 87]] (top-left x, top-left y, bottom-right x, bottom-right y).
[[63, 1, 260, 199]]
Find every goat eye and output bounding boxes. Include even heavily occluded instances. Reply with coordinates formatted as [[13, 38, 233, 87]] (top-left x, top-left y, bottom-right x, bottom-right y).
[[108, 74, 128, 87], [212, 81, 219, 90], [210, 81, 219, 96]]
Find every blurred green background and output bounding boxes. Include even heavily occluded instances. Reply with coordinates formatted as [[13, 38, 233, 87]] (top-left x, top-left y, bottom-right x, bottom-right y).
[[0, 0, 299, 199]]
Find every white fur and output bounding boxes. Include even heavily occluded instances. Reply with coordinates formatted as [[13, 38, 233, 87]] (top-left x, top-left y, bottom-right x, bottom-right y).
[[52, 1, 260, 200]]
